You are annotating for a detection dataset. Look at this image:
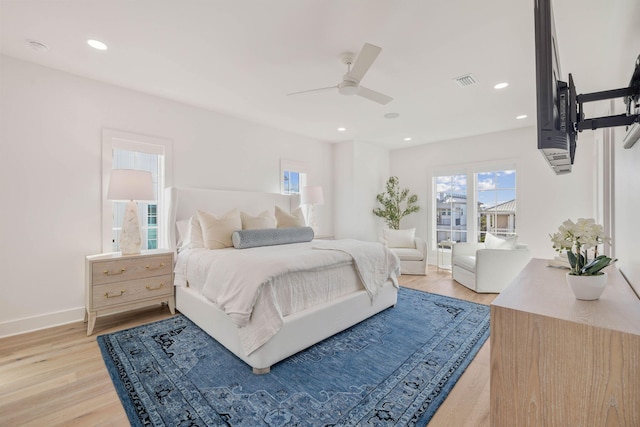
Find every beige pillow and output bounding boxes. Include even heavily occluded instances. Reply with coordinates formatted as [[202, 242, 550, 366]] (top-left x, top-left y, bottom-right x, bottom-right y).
[[383, 228, 416, 248], [241, 210, 276, 230], [196, 209, 241, 249], [485, 232, 518, 249], [274, 206, 306, 228]]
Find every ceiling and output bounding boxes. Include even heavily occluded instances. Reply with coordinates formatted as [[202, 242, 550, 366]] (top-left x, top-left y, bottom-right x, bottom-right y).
[[1, 0, 639, 149]]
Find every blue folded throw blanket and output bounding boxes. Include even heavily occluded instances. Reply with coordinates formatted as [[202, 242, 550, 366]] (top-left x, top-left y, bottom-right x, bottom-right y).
[[232, 226, 314, 249]]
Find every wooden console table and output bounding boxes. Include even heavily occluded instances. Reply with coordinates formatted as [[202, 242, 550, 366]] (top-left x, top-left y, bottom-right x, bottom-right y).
[[490, 258, 640, 426]]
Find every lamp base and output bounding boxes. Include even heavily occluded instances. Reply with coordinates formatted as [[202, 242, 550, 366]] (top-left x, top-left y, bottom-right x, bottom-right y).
[[307, 205, 319, 235], [119, 200, 143, 255]]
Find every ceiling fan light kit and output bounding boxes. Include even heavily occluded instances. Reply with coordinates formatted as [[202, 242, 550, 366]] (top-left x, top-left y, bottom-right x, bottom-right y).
[[287, 42, 393, 105]]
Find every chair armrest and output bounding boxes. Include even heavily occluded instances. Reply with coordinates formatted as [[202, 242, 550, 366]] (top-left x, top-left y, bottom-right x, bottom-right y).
[[452, 242, 484, 258], [414, 237, 427, 255]]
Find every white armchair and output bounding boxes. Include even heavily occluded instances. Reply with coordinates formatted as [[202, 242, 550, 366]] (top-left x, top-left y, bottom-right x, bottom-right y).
[[452, 234, 531, 293], [381, 228, 428, 275]]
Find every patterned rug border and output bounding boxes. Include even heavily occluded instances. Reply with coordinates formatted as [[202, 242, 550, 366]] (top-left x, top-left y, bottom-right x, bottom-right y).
[[98, 287, 490, 426]]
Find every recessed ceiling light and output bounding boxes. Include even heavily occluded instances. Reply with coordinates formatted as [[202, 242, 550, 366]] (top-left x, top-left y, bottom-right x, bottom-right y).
[[87, 39, 108, 50], [337, 127, 346, 132], [494, 82, 509, 89], [384, 112, 400, 119], [403, 137, 412, 141], [28, 40, 49, 52], [516, 114, 527, 120]]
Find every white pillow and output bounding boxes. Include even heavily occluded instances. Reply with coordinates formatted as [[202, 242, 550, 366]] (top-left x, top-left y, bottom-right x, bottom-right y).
[[196, 209, 242, 249], [274, 206, 306, 228], [485, 232, 518, 249], [180, 215, 204, 249], [241, 210, 276, 230], [176, 219, 190, 249], [383, 228, 416, 248]]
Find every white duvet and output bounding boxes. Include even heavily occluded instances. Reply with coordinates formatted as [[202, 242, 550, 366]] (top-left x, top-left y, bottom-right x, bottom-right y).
[[174, 239, 400, 355]]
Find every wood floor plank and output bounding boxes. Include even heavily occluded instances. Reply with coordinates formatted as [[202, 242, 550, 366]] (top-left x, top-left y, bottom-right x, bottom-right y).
[[0, 267, 495, 426]]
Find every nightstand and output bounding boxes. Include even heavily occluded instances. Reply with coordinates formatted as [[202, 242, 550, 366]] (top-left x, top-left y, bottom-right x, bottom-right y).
[[85, 249, 175, 335]]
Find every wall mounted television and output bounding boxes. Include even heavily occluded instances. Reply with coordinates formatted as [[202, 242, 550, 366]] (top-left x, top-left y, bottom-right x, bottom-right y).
[[534, 0, 640, 175]]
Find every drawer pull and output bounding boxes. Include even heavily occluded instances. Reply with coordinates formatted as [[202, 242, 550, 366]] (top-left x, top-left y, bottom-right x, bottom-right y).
[[104, 290, 125, 298], [104, 268, 126, 276], [146, 263, 165, 270], [146, 283, 164, 291]]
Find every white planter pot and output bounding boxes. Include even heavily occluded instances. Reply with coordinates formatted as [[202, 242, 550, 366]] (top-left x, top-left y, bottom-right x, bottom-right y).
[[566, 272, 608, 300]]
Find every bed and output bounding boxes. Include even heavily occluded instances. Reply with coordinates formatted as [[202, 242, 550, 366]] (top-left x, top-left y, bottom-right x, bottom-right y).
[[163, 186, 400, 374]]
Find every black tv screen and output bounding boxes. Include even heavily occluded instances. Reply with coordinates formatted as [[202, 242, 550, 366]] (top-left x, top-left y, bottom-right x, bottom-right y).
[[534, 0, 576, 174]]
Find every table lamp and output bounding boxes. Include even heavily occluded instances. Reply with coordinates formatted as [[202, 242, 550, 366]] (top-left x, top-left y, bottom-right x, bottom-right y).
[[107, 169, 155, 254], [300, 185, 324, 234]]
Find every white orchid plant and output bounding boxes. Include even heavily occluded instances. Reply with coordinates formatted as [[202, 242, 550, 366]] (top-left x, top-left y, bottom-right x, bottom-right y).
[[550, 218, 616, 276]]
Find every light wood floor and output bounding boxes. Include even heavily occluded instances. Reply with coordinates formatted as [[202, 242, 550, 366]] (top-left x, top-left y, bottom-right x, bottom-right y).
[[0, 266, 496, 426]]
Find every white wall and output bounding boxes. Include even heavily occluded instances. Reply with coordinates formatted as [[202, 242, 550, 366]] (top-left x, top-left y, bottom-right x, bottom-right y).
[[333, 140, 390, 241], [389, 126, 598, 261], [0, 56, 334, 336], [613, 125, 640, 295]]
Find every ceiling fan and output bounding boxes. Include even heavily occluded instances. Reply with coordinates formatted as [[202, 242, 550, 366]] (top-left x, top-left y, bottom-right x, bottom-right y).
[[287, 43, 393, 105]]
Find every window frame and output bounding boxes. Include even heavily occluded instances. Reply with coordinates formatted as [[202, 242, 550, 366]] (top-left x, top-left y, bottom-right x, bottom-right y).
[[431, 160, 518, 249], [280, 159, 308, 195], [475, 168, 517, 241], [101, 129, 173, 253], [433, 171, 469, 245]]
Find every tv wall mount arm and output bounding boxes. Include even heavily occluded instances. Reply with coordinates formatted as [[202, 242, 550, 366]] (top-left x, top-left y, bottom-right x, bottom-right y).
[[571, 54, 640, 133], [575, 86, 639, 132], [558, 55, 640, 132]]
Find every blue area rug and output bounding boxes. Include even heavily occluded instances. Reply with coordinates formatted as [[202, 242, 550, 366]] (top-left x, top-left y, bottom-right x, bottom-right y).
[[98, 287, 489, 426]]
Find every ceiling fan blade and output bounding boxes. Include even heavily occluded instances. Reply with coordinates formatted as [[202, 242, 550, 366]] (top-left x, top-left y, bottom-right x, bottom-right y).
[[357, 86, 393, 105], [287, 85, 337, 96], [348, 43, 382, 82]]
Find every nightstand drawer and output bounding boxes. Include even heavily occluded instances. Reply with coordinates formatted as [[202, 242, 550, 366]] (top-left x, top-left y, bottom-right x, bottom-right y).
[[92, 254, 173, 285], [92, 274, 173, 309]]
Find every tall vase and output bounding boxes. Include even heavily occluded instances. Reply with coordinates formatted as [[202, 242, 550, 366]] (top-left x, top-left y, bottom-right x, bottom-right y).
[[566, 272, 608, 300]]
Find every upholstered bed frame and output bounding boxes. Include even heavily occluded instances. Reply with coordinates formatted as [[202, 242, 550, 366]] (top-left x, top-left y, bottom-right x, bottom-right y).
[[163, 187, 398, 373]]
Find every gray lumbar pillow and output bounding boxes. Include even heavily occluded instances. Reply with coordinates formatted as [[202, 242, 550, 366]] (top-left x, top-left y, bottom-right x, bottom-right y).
[[232, 226, 314, 249]]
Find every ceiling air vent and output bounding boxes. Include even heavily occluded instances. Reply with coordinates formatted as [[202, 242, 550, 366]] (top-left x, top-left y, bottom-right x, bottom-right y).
[[454, 73, 477, 87]]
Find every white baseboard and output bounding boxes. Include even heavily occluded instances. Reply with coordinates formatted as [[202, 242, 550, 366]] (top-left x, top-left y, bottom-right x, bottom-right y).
[[0, 307, 85, 338]]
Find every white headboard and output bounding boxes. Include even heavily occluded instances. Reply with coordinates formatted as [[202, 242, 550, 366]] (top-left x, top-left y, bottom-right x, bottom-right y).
[[162, 186, 300, 250]]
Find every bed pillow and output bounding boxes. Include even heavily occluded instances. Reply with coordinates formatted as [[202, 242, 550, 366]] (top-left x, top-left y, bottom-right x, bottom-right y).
[[179, 215, 205, 249], [196, 209, 242, 249], [241, 210, 276, 230], [232, 226, 314, 249], [383, 228, 416, 248], [176, 218, 190, 249], [274, 206, 306, 228], [485, 232, 518, 249]]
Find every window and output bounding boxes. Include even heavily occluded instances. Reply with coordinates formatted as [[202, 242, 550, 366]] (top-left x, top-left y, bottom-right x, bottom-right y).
[[280, 159, 308, 195], [283, 170, 302, 194], [110, 149, 159, 252], [432, 165, 517, 246], [476, 169, 517, 242], [102, 130, 172, 253], [434, 174, 468, 244]]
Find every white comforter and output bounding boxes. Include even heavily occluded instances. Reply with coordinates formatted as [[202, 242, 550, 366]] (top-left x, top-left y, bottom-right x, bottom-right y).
[[175, 239, 400, 355]]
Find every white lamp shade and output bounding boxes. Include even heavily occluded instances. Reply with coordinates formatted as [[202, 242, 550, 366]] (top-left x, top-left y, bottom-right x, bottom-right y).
[[107, 169, 155, 201], [300, 185, 324, 205]]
